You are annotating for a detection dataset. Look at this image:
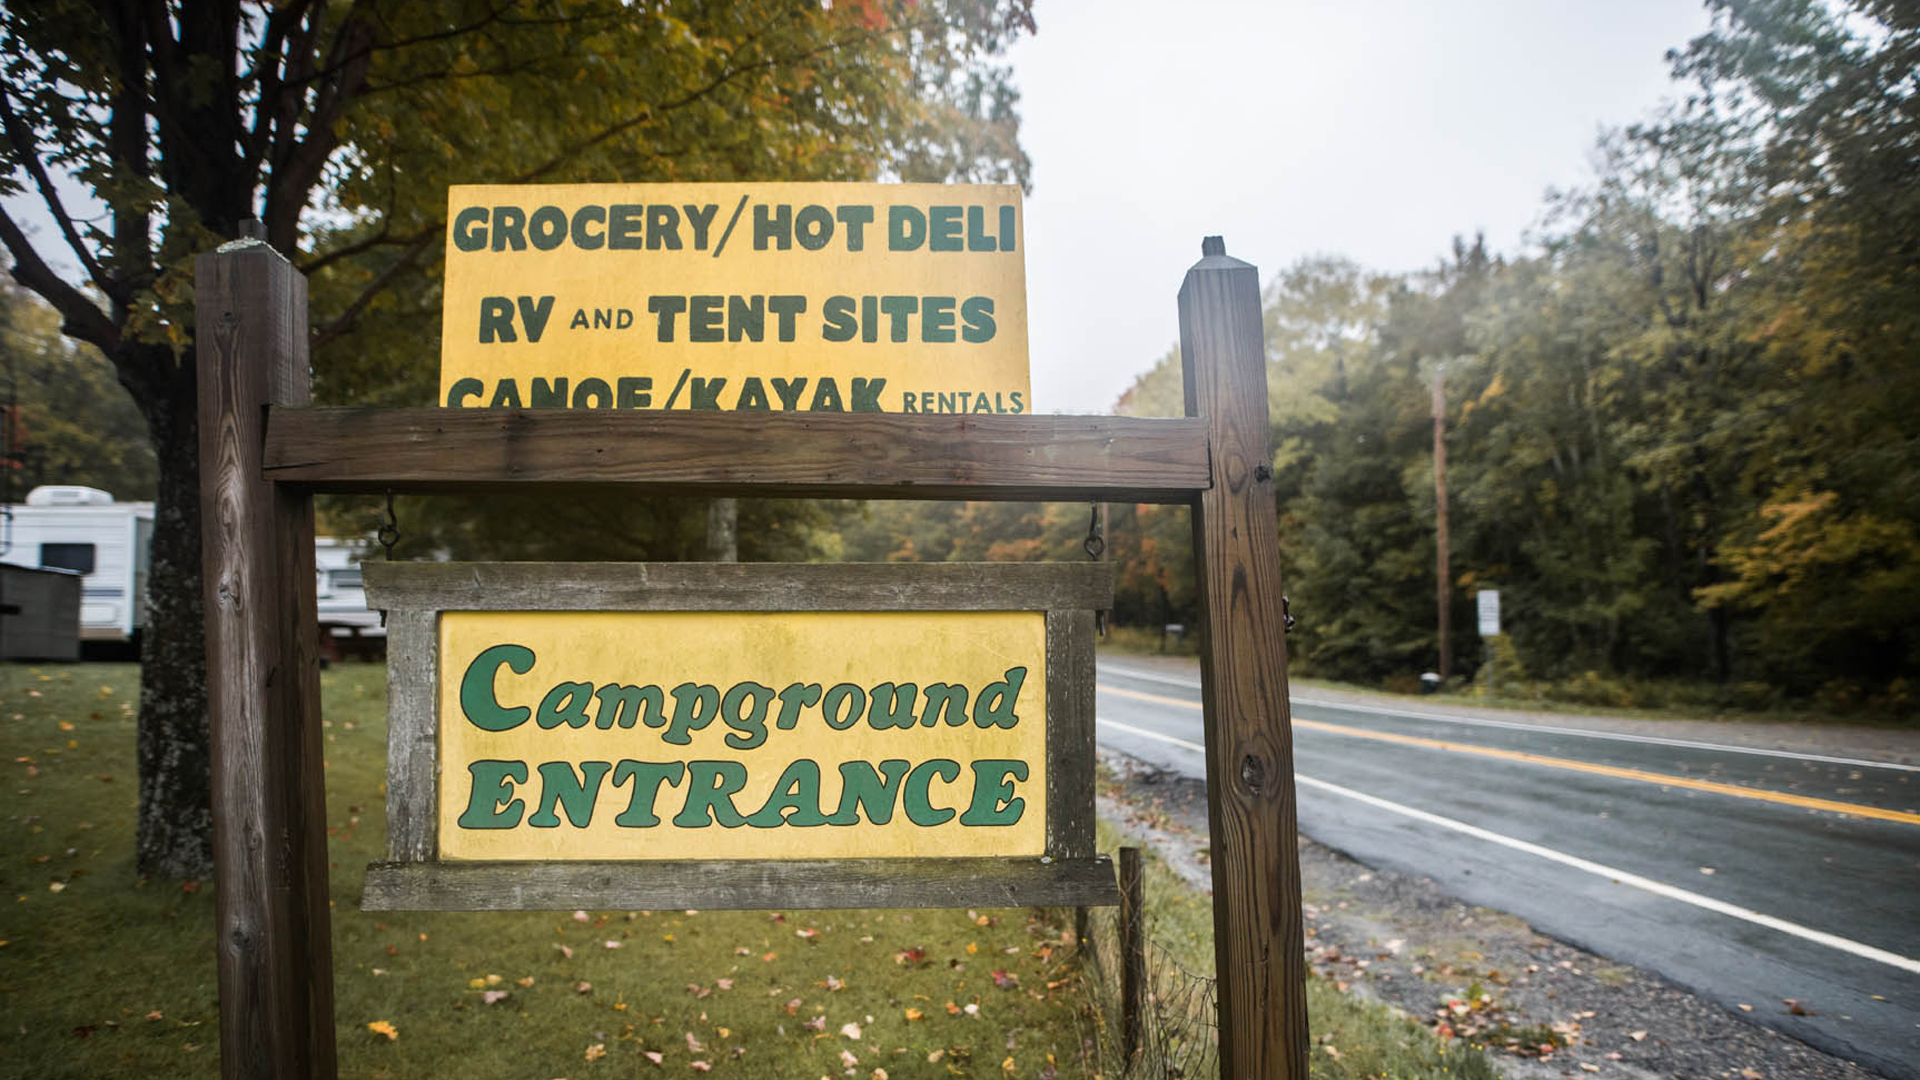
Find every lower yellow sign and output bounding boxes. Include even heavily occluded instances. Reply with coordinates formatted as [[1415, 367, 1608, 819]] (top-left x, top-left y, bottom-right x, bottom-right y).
[[438, 610, 1046, 860]]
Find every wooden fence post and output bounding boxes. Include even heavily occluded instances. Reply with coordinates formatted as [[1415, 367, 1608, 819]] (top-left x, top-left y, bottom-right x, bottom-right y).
[[197, 230, 336, 1080], [1118, 845, 1146, 1061], [1179, 236, 1308, 1079]]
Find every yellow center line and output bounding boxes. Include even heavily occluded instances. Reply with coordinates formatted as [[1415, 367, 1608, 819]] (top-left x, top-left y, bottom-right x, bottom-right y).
[[1098, 684, 1920, 826]]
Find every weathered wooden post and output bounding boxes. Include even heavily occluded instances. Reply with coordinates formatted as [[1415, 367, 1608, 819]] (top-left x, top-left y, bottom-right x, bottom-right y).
[[1180, 236, 1309, 1079], [196, 228, 336, 1080], [1118, 844, 1146, 1061]]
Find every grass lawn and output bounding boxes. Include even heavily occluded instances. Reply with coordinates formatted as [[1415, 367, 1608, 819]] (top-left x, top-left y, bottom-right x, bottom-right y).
[[1, 663, 1088, 1079]]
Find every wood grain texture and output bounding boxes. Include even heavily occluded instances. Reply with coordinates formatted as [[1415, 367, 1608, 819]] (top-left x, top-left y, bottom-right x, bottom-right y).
[[1044, 608, 1097, 859], [263, 407, 1210, 503], [1179, 241, 1310, 1080], [363, 560, 1114, 613], [195, 241, 336, 1080], [361, 856, 1120, 911], [1119, 845, 1146, 1060], [383, 607, 438, 862]]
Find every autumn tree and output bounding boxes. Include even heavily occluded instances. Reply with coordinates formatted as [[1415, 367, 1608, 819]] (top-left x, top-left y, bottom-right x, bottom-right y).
[[0, 0, 1034, 877]]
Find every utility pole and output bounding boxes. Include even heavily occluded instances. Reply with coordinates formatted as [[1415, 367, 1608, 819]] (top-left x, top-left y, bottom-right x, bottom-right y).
[[1432, 363, 1450, 682]]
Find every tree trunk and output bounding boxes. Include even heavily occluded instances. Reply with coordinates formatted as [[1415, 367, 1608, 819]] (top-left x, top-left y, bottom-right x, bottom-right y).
[[134, 370, 213, 879]]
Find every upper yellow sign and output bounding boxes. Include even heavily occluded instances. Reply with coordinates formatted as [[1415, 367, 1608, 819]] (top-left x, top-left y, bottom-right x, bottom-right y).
[[439, 182, 1030, 415]]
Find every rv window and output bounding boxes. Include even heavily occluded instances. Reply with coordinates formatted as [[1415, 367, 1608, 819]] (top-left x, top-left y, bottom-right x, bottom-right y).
[[41, 543, 97, 575], [329, 569, 364, 590]]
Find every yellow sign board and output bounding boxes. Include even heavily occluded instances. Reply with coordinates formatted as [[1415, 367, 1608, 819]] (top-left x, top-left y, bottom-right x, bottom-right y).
[[438, 610, 1046, 860], [439, 182, 1029, 415]]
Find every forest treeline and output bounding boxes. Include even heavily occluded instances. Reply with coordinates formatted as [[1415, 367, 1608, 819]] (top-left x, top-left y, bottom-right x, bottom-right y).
[[837, 0, 1920, 713], [4, 0, 1913, 716]]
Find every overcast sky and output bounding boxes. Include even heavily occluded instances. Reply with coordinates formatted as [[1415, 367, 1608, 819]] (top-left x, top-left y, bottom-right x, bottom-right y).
[[1012, 0, 1714, 414]]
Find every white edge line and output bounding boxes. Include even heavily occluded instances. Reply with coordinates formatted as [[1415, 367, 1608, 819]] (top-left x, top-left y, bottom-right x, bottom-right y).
[[1097, 663, 1920, 774], [1096, 715, 1920, 976]]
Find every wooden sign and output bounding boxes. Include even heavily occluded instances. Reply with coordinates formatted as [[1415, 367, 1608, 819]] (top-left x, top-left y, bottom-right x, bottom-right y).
[[440, 182, 1030, 415], [360, 561, 1117, 911]]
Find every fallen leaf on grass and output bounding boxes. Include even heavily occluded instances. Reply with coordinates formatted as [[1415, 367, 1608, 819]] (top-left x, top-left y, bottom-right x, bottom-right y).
[[604, 940, 623, 949], [517, 976, 536, 988], [367, 1021, 398, 1041], [715, 978, 734, 991], [840, 1021, 863, 1039], [643, 1050, 664, 1065], [840, 1049, 859, 1068], [689, 1062, 711, 1073], [904, 1008, 924, 1021], [928, 1049, 946, 1062], [584, 1043, 606, 1061], [146, 1011, 164, 1021], [557, 944, 575, 959], [803, 1015, 826, 1032], [576, 981, 593, 994], [482, 990, 510, 1005], [797, 928, 819, 940], [686, 1032, 706, 1053], [1322, 1046, 1341, 1060]]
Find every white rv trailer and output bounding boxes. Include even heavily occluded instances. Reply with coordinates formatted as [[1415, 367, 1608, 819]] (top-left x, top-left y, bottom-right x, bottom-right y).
[[2, 485, 380, 649], [0, 485, 152, 643]]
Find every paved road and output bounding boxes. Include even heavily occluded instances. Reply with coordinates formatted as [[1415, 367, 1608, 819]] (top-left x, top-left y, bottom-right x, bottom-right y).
[[1095, 658, 1920, 1080]]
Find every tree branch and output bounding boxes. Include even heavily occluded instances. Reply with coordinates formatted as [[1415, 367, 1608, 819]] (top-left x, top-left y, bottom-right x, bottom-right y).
[[0, 90, 117, 299], [308, 231, 436, 353], [0, 207, 120, 354]]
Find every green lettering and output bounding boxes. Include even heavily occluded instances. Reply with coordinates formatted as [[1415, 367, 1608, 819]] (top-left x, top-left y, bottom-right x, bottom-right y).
[[744, 759, 831, 828], [456, 760, 527, 829], [775, 682, 823, 728], [611, 761, 685, 827], [459, 644, 535, 731], [720, 681, 776, 749], [920, 683, 970, 727], [673, 761, 749, 828], [972, 666, 1026, 728], [903, 759, 960, 826], [536, 681, 594, 729], [821, 683, 865, 730], [959, 759, 1027, 826], [594, 683, 665, 729], [866, 682, 919, 730], [663, 683, 720, 745], [527, 761, 612, 827], [826, 759, 911, 825]]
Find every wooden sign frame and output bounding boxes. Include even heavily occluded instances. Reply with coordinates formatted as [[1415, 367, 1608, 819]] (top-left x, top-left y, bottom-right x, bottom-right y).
[[358, 561, 1117, 911], [195, 232, 1307, 1080]]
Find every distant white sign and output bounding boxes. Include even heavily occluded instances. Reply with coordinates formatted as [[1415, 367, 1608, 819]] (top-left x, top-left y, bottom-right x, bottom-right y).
[[1476, 590, 1501, 636]]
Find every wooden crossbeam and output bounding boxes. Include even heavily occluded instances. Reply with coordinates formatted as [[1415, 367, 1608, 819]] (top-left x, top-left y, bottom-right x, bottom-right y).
[[261, 407, 1210, 502]]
